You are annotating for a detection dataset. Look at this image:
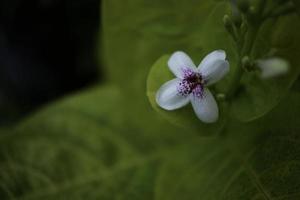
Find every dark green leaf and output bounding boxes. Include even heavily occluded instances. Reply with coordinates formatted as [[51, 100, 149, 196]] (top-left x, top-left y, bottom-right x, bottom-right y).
[[0, 86, 299, 199], [230, 14, 300, 121], [143, 2, 300, 125], [102, 0, 233, 97], [155, 91, 300, 200], [0, 85, 193, 199]]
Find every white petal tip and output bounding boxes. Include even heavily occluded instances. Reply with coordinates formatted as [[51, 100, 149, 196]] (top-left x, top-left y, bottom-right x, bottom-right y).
[[200, 116, 218, 123], [201, 59, 230, 86], [168, 51, 196, 78], [214, 50, 227, 59], [190, 89, 219, 123], [257, 58, 289, 79], [195, 110, 219, 123]]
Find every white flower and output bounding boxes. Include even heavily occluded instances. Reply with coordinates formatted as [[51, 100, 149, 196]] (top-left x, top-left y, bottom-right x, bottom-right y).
[[256, 57, 289, 79], [156, 50, 229, 123]]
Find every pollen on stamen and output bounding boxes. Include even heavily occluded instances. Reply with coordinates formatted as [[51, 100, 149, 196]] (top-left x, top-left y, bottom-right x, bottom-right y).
[[182, 67, 195, 79], [177, 79, 192, 97], [192, 84, 204, 98], [177, 67, 205, 98]]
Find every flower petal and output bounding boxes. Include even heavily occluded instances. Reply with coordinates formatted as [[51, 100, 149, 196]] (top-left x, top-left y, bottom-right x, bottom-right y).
[[168, 51, 197, 78], [199, 59, 229, 86], [257, 57, 289, 79], [198, 50, 226, 69], [156, 79, 190, 110], [190, 88, 219, 123]]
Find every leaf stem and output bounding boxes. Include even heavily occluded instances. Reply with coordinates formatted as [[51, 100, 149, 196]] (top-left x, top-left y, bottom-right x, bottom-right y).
[[225, 0, 272, 99], [226, 25, 259, 98]]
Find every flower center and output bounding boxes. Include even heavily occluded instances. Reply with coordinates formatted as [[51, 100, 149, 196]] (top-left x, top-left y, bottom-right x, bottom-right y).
[[177, 68, 205, 98]]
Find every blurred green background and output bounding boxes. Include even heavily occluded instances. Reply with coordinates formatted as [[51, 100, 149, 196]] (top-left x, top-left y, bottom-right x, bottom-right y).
[[0, 0, 300, 199]]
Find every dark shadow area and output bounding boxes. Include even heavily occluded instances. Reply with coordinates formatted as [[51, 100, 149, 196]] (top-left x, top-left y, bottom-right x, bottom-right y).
[[0, 0, 101, 125]]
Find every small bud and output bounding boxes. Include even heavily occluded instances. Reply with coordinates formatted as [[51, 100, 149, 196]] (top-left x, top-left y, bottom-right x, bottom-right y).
[[249, 6, 255, 13], [223, 15, 232, 29], [256, 57, 289, 79], [223, 15, 240, 41], [223, 15, 234, 34], [242, 56, 253, 71]]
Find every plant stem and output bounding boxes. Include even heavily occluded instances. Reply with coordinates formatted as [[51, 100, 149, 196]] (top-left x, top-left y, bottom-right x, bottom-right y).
[[226, 25, 259, 98], [225, 0, 271, 99]]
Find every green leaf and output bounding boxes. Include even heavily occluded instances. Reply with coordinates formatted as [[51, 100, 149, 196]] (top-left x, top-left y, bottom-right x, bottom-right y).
[[0, 87, 299, 199], [146, 55, 227, 135], [102, 0, 235, 136], [101, 0, 234, 136], [147, 14, 300, 126], [230, 14, 300, 121], [102, 0, 233, 97], [0, 85, 193, 199], [155, 91, 300, 200]]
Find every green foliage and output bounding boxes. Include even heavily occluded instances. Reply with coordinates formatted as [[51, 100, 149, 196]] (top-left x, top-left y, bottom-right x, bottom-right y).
[[162, 91, 300, 200], [0, 86, 299, 199], [0, 85, 193, 199], [146, 12, 300, 126], [1, 0, 299, 199], [230, 14, 300, 121], [102, 0, 233, 134], [102, 0, 233, 96]]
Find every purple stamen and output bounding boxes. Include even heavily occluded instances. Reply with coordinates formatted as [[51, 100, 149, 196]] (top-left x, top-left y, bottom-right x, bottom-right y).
[[177, 67, 205, 98], [182, 68, 195, 78]]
